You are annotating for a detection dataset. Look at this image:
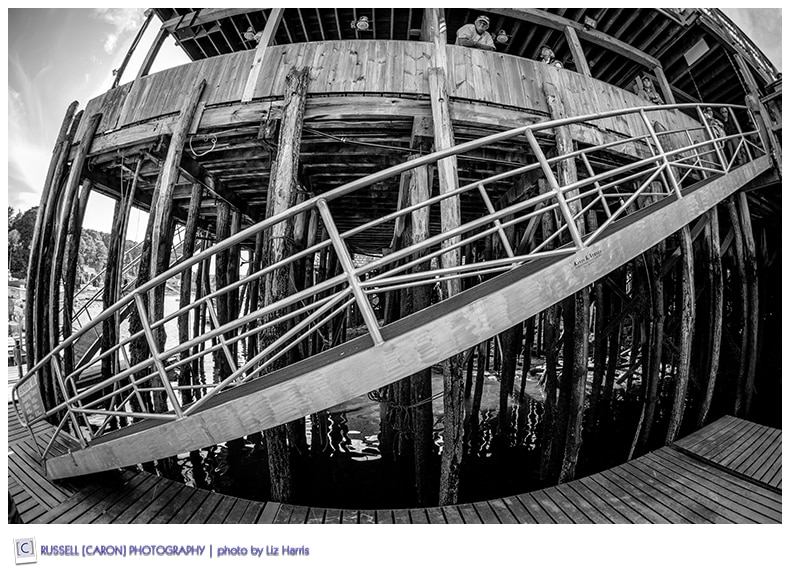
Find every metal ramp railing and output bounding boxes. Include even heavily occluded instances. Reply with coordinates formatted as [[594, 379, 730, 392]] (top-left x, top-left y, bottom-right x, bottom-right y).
[[12, 102, 767, 473]]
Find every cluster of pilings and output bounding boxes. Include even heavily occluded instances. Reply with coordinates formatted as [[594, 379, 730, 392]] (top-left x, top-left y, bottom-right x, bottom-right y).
[[25, 55, 778, 509]]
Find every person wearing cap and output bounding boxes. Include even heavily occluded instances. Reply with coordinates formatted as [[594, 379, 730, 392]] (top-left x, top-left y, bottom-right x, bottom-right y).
[[455, 15, 496, 51], [538, 45, 563, 68]]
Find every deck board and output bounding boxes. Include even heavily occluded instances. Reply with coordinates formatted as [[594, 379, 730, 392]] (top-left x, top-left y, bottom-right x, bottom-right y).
[[675, 416, 782, 490], [289, 505, 309, 524], [306, 507, 325, 524], [639, 452, 774, 523], [374, 510, 393, 524], [500, 495, 537, 524], [159, 487, 209, 524], [457, 503, 481, 524], [425, 506, 446, 524], [9, 398, 780, 525], [543, 487, 594, 524], [239, 501, 266, 523], [488, 498, 518, 524], [257, 502, 282, 524]]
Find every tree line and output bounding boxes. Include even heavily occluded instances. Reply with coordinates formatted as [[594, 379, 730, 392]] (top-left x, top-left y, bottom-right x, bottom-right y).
[[8, 206, 138, 289]]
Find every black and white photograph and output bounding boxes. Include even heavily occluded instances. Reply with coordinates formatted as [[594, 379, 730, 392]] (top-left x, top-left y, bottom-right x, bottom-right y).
[[5, 5, 784, 571]]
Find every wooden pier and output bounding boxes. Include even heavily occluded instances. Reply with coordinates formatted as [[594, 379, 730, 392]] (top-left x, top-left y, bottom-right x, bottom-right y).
[[8, 403, 780, 524]]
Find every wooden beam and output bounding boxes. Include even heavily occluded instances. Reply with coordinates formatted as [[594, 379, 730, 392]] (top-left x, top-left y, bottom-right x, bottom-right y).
[[563, 25, 591, 77], [62, 178, 94, 374], [136, 28, 170, 80], [25, 101, 78, 368], [175, 152, 256, 219], [488, 8, 660, 68], [113, 9, 154, 87], [161, 8, 261, 33], [428, 60, 465, 505], [48, 112, 103, 349], [427, 8, 449, 71], [652, 65, 676, 105], [148, 79, 207, 302], [735, 53, 781, 172], [241, 8, 284, 102]]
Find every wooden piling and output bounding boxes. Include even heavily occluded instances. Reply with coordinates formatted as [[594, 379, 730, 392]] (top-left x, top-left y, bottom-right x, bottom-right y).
[[727, 197, 749, 417], [697, 207, 723, 426], [260, 66, 310, 504], [665, 225, 695, 443], [737, 193, 759, 417], [25, 101, 78, 369], [48, 113, 102, 352], [177, 183, 204, 402], [429, 64, 465, 505], [62, 178, 93, 375]]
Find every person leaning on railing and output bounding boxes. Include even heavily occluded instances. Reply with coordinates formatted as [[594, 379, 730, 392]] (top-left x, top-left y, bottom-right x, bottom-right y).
[[537, 45, 563, 68], [455, 15, 496, 51]]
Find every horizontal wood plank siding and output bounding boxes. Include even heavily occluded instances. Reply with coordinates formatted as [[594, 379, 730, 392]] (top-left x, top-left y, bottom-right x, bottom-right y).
[[73, 41, 702, 157]]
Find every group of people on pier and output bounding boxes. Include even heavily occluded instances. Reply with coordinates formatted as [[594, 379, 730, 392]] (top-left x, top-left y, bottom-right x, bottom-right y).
[[455, 14, 563, 67]]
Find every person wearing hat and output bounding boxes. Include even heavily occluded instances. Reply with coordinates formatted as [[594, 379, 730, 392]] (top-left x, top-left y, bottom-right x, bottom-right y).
[[538, 45, 563, 68], [455, 15, 496, 51]]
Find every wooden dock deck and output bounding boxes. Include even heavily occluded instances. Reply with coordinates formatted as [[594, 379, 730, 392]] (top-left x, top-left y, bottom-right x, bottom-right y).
[[8, 403, 781, 524]]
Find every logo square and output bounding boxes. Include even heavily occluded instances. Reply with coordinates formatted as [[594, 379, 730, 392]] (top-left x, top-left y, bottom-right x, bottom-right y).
[[14, 538, 37, 565]]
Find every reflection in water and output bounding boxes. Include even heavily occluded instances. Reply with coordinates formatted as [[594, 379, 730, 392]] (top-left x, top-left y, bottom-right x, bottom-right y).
[[171, 366, 547, 508]]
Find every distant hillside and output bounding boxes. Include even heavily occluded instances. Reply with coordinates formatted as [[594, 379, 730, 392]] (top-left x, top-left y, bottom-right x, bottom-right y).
[[8, 206, 139, 288]]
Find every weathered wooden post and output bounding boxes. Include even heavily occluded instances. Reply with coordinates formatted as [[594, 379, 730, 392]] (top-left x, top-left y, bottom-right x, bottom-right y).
[[25, 101, 77, 369], [427, 6, 465, 504], [259, 65, 310, 503]]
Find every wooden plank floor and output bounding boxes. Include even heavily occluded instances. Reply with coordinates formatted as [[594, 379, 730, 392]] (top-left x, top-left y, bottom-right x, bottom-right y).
[[267, 417, 781, 524], [7, 402, 276, 524], [9, 408, 781, 524], [675, 415, 782, 489]]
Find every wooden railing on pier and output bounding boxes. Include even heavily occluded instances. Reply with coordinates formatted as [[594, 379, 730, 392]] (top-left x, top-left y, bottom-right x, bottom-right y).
[[75, 40, 703, 154]]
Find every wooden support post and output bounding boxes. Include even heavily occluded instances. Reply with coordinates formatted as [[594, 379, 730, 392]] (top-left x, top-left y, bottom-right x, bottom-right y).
[[427, 8, 449, 70], [136, 28, 169, 81], [213, 201, 232, 384], [538, 179, 563, 484], [564, 25, 591, 77], [113, 8, 154, 88], [697, 207, 723, 427], [62, 178, 93, 375], [227, 208, 242, 358], [177, 183, 204, 402], [148, 79, 207, 304], [542, 82, 588, 483], [665, 225, 695, 443], [634, 239, 665, 456], [652, 66, 676, 105], [428, 58, 464, 505], [737, 193, 759, 417], [242, 8, 284, 102], [48, 112, 102, 352], [259, 65, 310, 504], [102, 159, 141, 386], [600, 269, 624, 431], [405, 160, 433, 505], [734, 53, 781, 171], [25, 101, 78, 369]]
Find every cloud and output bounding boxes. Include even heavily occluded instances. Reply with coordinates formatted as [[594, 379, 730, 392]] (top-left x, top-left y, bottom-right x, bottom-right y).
[[93, 8, 143, 34], [92, 8, 144, 55], [104, 34, 118, 54], [8, 58, 52, 211]]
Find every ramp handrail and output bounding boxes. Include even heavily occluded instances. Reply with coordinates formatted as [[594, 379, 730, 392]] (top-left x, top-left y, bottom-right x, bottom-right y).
[[13, 102, 766, 462]]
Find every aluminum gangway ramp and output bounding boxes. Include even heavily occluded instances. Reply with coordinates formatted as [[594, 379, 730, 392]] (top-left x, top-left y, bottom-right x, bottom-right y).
[[12, 103, 773, 480]]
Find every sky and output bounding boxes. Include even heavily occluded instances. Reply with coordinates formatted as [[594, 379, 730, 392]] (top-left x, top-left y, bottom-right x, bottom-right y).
[[3, 6, 784, 240]]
